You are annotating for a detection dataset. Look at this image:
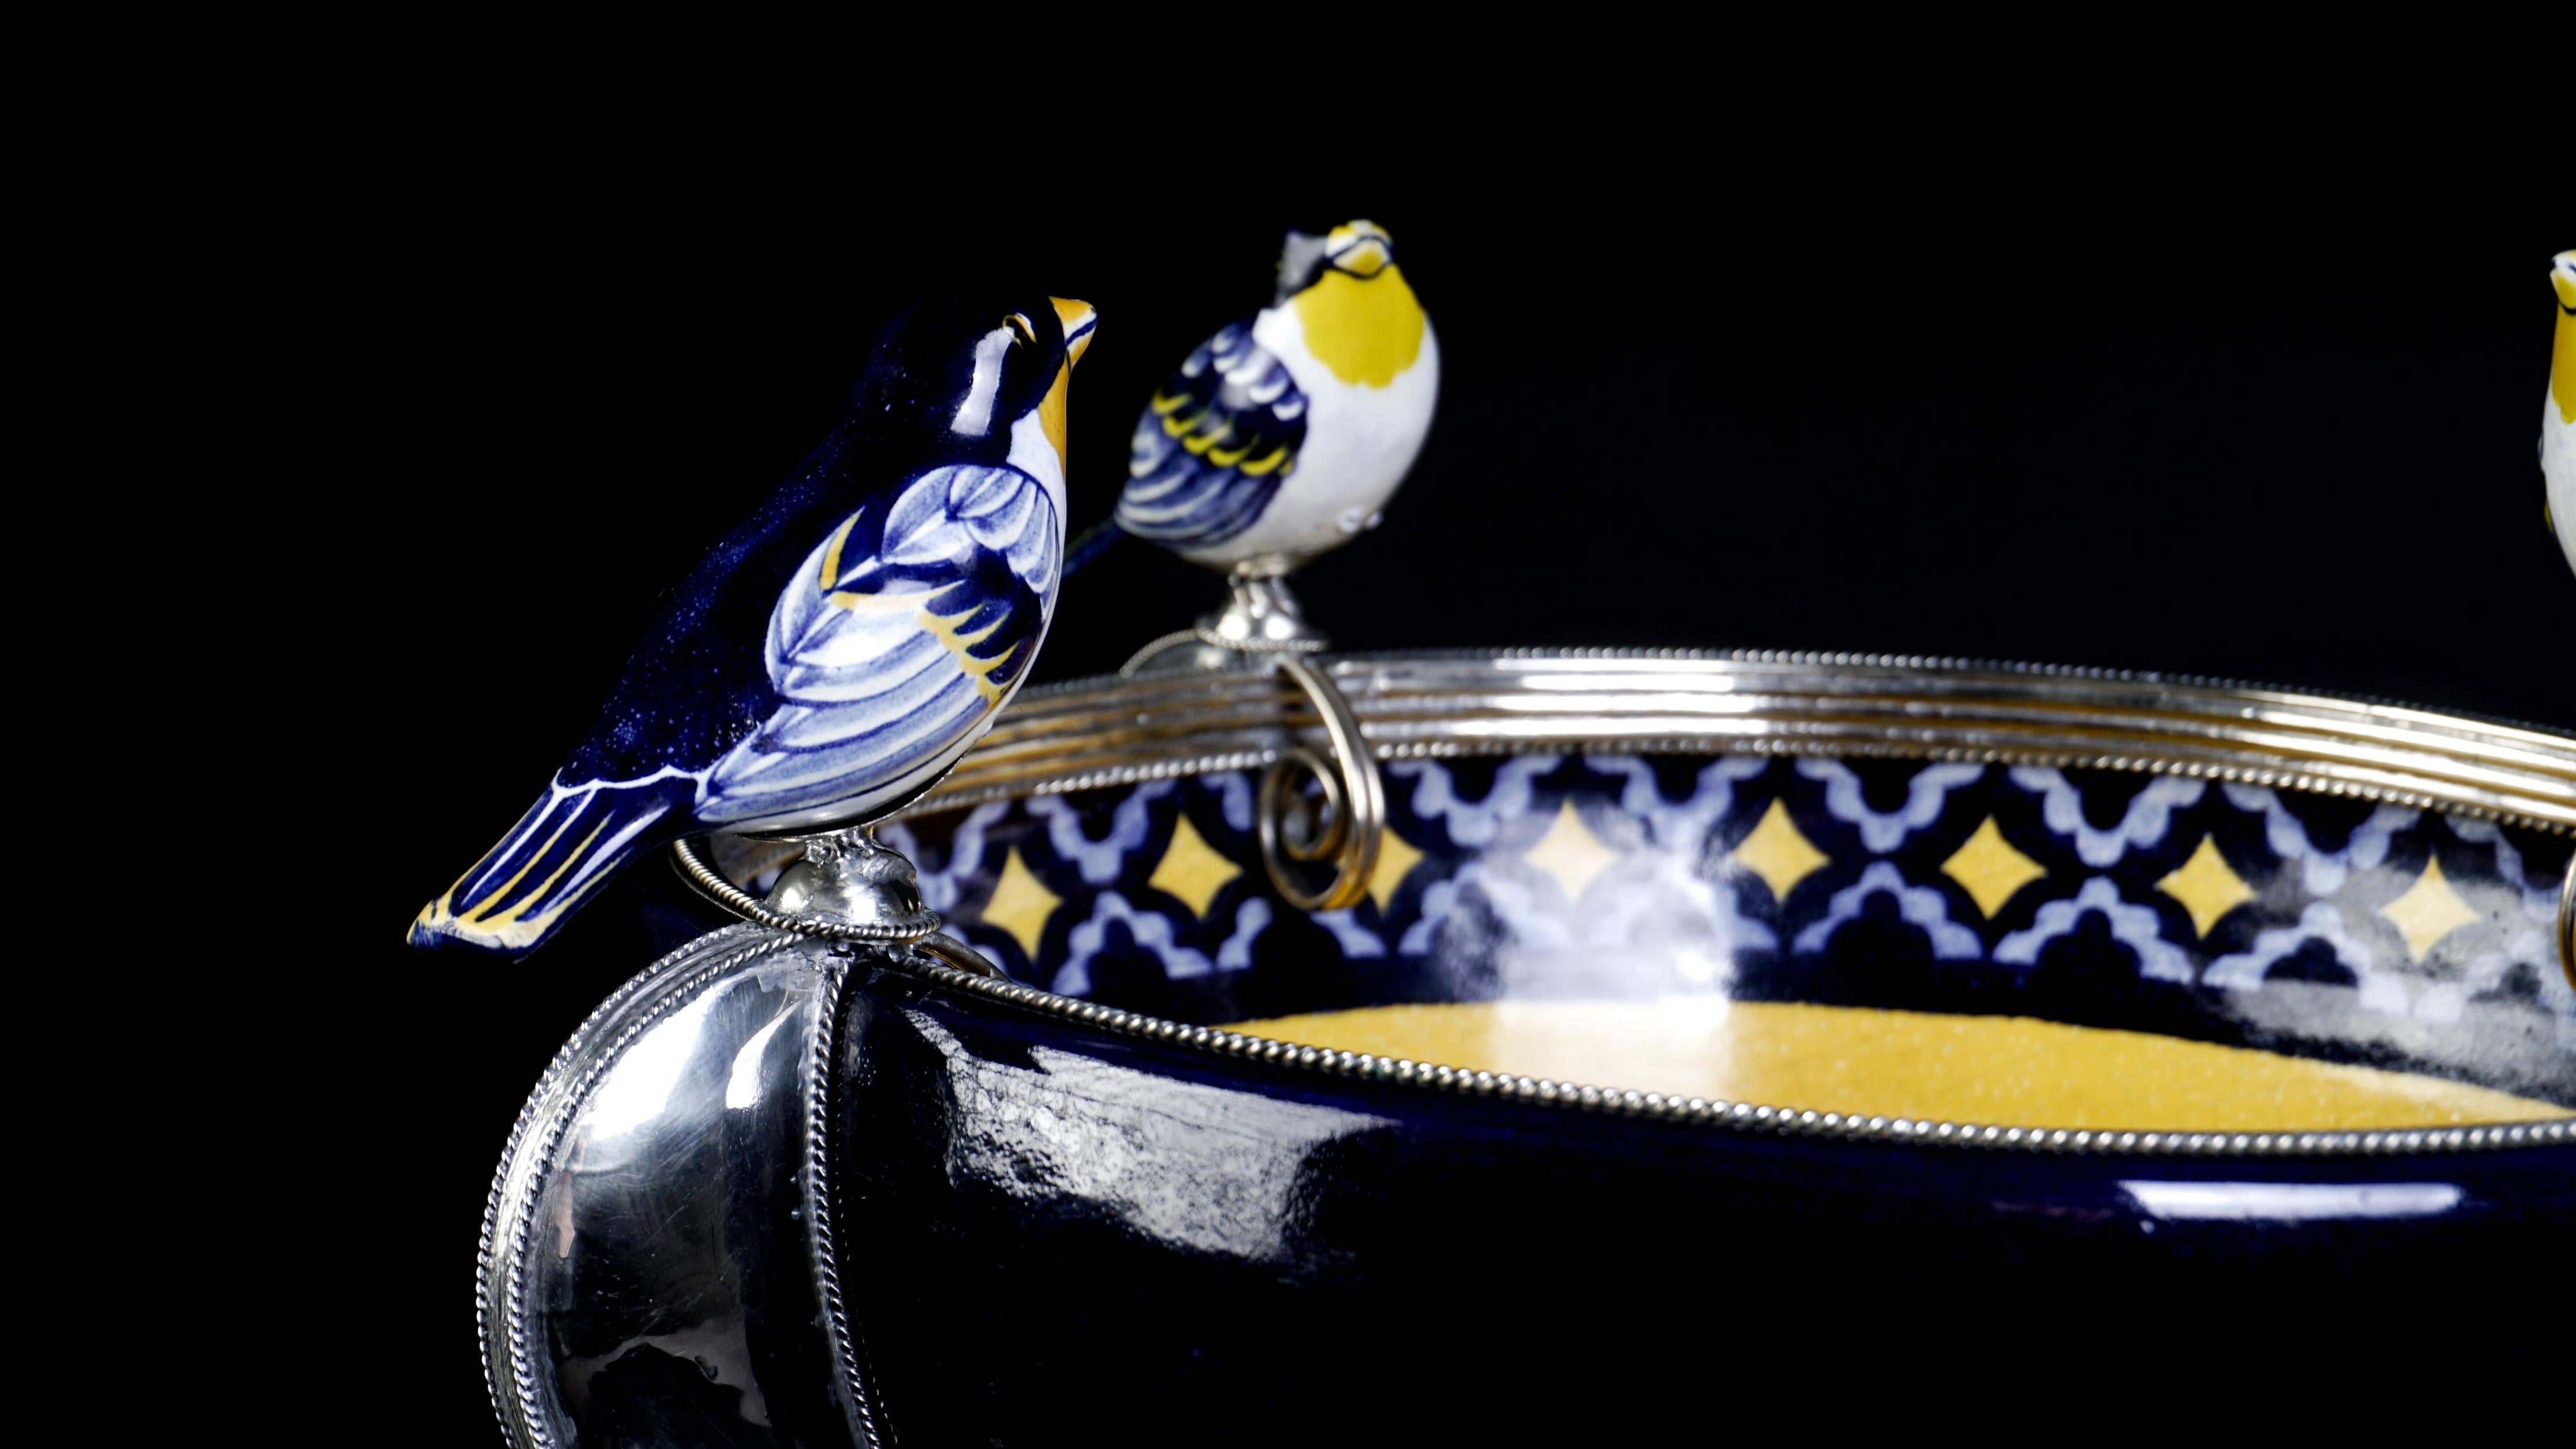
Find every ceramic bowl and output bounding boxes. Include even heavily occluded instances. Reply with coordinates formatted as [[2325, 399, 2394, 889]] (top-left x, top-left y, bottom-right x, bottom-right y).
[[482, 653, 2575, 1444]]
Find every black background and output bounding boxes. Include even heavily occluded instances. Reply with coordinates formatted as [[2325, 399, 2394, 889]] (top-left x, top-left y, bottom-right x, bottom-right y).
[[254, 107, 2570, 1436]]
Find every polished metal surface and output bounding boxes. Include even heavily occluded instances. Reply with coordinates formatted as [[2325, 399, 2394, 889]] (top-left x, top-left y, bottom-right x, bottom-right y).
[[914, 932, 1011, 979], [762, 829, 941, 939], [1119, 576, 1331, 675], [674, 832, 940, 944], [2560, 849, 2575, 991], [1256, 653, 1386, 911], [490, 925, 2572, 1443], [913, 651, 2576, 832], [480, 925, 885, 1447]]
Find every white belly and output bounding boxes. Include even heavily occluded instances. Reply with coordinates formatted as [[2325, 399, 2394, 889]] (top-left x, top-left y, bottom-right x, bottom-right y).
[[1177, 304, 1440, 568], [2546, 394, 2576, 577]]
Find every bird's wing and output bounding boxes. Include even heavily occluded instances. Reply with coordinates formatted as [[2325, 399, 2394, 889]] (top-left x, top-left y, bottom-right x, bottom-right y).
[[1114, 318, 1307, 547], [700, 463, 1058, 825]]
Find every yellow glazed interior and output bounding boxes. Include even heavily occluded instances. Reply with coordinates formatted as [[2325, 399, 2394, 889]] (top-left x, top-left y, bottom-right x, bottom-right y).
[[1221, 1000, 2564, 1130]]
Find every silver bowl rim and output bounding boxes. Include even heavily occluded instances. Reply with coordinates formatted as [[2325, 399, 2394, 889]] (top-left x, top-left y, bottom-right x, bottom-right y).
[[686, 650, 2576, 1156], [909, 649, 2576, 832]]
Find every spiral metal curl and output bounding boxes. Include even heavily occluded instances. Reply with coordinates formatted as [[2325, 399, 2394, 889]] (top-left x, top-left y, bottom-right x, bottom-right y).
[[2558, 849, 2575, 992], [1256, 654, 1385, 912]]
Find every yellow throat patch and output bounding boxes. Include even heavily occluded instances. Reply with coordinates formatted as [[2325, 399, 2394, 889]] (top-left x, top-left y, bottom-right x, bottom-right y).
[[1292, 265, 1426, 388], [2552, 264, 2575, 424]]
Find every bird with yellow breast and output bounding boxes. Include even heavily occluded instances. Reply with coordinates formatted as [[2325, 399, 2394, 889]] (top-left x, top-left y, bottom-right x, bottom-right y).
[[1109, 220, 1438, 576]]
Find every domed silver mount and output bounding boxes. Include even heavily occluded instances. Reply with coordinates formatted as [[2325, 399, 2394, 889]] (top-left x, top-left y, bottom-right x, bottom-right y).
[[674, 827, 1005, 978], [1117, 573, 1330, 675], [766, 830, 941, 938], [1117, 573, 1388, 913]]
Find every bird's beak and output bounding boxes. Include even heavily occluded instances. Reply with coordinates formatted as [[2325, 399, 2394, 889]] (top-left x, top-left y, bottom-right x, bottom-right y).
[[1325, 221, 1393, 278], [1051, 297, 1098, 366]]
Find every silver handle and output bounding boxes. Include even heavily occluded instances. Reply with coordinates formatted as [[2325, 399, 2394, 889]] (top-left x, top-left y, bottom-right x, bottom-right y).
[[1257, 654, 1386, 913]]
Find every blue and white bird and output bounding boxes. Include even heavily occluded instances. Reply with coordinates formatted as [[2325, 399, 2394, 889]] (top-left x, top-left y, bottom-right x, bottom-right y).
[[412, 295, 1097, 956], [1110, 220, 1437, 573]]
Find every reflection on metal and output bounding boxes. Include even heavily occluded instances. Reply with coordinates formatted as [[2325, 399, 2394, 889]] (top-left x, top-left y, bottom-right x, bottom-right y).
[[2560, 849, 2575, 991], [677, 828, 1009, 980], [478, 926, 886, 1448], [892, 952, 2575, 1157], [1119, 574, 1330, 676], [1258, 654, 1386, 911], [914, 932, 1011, 980], [483, 926, 2569, 1446], [764, 828, 942, 939], [915, 651, 2576, 833], [676, 829, 941, 943], [1111, 582, 1391, 912], [2119, 1180, 2466, 1221]]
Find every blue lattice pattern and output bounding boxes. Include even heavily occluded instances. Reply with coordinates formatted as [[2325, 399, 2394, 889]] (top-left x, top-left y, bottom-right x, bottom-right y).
[[857, 755, 2574, 1105]]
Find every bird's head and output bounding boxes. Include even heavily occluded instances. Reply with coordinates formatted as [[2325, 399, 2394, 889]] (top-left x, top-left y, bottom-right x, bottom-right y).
[[859, 294, 1097, 481], [1276, 220, 1400, 303]]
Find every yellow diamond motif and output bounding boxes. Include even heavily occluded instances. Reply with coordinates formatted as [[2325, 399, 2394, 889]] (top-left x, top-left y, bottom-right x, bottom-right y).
[[1148, 814, 1241, 918], [2156, 834, 2254, 938], [1943, 815, 2048, 919], [1732, 799, 1830, 902], [981, 847, 1062, 958], [2379, 856, 2481, 960], [1521, 800, 1621, 900], [1365, 828, 1425, 913]]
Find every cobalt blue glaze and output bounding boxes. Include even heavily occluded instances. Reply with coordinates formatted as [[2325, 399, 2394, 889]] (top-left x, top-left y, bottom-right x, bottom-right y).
[[824, 973, 2572, 1439]]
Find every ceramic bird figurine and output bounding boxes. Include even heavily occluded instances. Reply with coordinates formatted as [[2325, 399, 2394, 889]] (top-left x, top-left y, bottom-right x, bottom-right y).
[[411, 295, 1097, 956], [2544, 250, 2575, 577], [1110, 220, 1438, 575]]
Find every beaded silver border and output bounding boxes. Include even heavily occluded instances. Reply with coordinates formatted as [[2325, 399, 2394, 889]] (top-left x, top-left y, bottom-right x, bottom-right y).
[[885, 955, 2575, 1157], [804, 955, 882, 1449], [477, 926, 796, 1449], [673, 835, 940, 942]]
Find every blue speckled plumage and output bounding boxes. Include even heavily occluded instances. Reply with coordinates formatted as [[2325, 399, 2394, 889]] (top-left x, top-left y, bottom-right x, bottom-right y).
[[412, 296, 1096, 957]]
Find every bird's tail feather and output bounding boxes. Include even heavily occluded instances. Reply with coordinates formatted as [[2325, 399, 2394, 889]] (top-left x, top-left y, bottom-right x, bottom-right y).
[[1063, 518, 1124, 577], [408, 772, 698, 957]]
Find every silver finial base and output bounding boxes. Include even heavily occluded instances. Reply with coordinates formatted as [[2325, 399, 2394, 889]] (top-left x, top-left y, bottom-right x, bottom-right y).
[[674, 828, 942, 944], [764, 828, 942, 939], [1108, 569, 1389, 911], [1120, 575, 1329, 676]]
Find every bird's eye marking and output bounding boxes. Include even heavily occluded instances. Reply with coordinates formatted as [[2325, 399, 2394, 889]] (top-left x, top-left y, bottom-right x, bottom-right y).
[[1005, 312, 1037, 347]]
